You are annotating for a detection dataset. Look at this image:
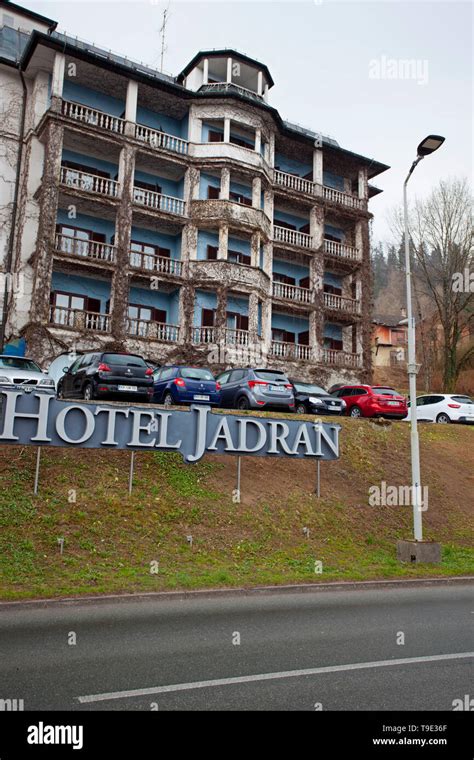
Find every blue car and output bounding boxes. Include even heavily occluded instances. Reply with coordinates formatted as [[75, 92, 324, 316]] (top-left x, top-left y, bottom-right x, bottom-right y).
[[152, 366, 221, 406]]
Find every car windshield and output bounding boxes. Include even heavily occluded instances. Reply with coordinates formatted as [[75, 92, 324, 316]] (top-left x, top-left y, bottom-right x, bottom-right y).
[[180, 368, 215, 381], [0, 357, 42, 372], [452, 396, 473, 404], [372, 387, 399, 396], [254, 370, 288, 382], [102, 354, 146, 367], [294, 383, 327, 394]]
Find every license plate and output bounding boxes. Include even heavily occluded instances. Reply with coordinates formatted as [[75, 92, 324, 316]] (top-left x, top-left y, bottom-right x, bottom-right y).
[[388, 401, 400, 406], [268, 385, 282, 392], [194, 394, 210, 401], [118, 385, 137, 392], [466, 416, 474, 421]]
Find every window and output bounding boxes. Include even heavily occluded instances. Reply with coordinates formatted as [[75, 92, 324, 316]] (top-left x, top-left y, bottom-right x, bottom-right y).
[[272, 329, 295, 343], [206, 245, 218, 260], [201, 308, 215, 327], [180, 368, 215, 381], [226, 312, 249, 331], [130, 241, 170, 269], [160, 367, 176, 381], [56, 225, 106, 256], [353, 388, 368, 396], [69, 356, 85, 374], [228, 249, 251, 266], [128, 305, 167, 335], [207, 185, 220, 199], [229, 369, 246, 382], [273, 273, 296, 286], [217, 371, 231, 385], [229, 191, 251, 206], [102, 354, 147, 367], [62, 161, 109, 190], [324, 284, 342, 296], [133, 180, 161, 204], [0, 357, 42, 372], [208, 130, 223, 143]]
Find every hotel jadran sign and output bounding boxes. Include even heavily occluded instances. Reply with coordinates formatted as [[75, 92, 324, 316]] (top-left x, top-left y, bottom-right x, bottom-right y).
[[0, 391, 341, 463]]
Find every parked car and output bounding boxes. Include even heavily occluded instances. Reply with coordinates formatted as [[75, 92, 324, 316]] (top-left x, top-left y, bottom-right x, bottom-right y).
[[216, 367, 295, 411], [290, 379, 346, 415], [0, 355, 55, 391], [57, 352, 154, 401], [331, 384, 408, 419], [403, 394, 474, 424], [152, 366, 221, 406]]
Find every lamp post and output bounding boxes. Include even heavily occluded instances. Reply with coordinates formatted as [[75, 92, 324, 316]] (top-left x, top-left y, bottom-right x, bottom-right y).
[[403, 135, 445, 541]]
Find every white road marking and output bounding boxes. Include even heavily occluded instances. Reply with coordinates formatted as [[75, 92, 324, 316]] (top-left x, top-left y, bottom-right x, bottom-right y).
[[77, 651, 474, 703]]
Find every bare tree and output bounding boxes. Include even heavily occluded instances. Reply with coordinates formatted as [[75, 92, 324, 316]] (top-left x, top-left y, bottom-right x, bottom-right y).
[[390, 177, 473, 391]]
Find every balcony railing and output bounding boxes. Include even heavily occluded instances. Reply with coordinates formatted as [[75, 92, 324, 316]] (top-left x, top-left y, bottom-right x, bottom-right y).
[[199, 82, 264, 103], [61, 100, 125, 134], [323, 349, 362, 368], [128, 318, 179, 342], [274, 170, 316, 196], [49, 306, 110, 332], [135, 124, 189, 155], [323, 238, 361, 262], [225, 328, 250, 346], [270, 341, 312, 361], [54, 233, 116, 264], [133, 187, 186, 216], [272, 281, 313, 304], [129, 250, 182, 276], [323, 292, 361, 315], [322, 186, 366, 210], [60, 166, 119, 198], [273, 225, 313, 249], [192, 326, 215, 344]]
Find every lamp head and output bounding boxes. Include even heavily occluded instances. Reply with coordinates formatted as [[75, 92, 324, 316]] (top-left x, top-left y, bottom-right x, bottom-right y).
[[416, 135, 445, 157]]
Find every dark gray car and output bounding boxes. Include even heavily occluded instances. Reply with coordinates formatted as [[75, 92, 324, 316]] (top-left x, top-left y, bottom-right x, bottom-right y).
[[216, 367, 295, 411]]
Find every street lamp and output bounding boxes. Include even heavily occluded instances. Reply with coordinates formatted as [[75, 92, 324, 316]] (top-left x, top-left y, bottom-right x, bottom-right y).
[[403, 134, 445, 541]]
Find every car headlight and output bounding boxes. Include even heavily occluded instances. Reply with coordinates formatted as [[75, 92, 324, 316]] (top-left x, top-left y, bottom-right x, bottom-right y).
[[0, 376, 11, 383], [309, 397, 323, 404], [38, 378, 55, 386]]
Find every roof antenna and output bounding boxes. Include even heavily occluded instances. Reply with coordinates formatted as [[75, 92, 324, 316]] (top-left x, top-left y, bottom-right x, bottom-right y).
[[159, 2, 170, 72]]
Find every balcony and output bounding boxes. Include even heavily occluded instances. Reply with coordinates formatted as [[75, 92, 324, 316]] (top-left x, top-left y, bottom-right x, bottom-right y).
[[323, 292, 361, 316], [60, 166, 119, 199], [270, 341, 312, 361], [133, 187, 186, 216], [128, 318, 179, 341], [190, 199, 270, 236], [135, 124, 189, 155], [49, 306, 110, 333], [322, 349, 362, 368], [322, 186, 366, 210], [225, 328, 250, 346], [274, 170, 317, 196], [129, 250, 182, 276], [273, 225, 313, 250], [323, 239, 361, 263], [61, 100, 125, 135], [192, 326, 215, 344], [272, 281, 313, 305], [54, 233, 116, 264]]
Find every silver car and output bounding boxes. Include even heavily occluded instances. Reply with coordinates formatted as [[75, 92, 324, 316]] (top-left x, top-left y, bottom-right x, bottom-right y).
[[217, 367, 295, 411], [0, 355, 55, 391]]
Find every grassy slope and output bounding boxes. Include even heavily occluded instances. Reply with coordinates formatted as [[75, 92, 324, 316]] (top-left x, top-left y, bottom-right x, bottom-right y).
[[0, 414, 472, 600]]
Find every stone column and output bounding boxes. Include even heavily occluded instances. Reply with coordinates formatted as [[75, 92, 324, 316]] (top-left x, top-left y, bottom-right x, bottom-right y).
[[268, 132, 275, 167], [310, 205, 324, 249], [313, 148, 323, 186], [223, 117, 231, 143], [50, 52, 65, 112], [252, 176, 261, 208], [263, 83, 269, 103], [250, 232, 261, 268], [183, 167, 200, 211], [255, 128, 261, 155], [261, 297, 272, 360], [310, 253, 325, 363], [124, 80, 138, 137], [215, 287, 228, 345], [220, 167, 230, 200], [248, 292, 259, 342], [262, 241, 273, 278], [226, 57, 233, 83], [263, 187, 274, 223], [182, 223, 198, 263], [218, 225, 228, 260], [203, 58, 209, 85], [257, 71, 263, 96], [358, 167, 368, 199], [110, 144, 136, 340], [31, 121, 64, 321]]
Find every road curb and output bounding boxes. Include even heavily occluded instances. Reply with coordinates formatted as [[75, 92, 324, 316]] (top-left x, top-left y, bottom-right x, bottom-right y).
[[1, 575, 473, 609]]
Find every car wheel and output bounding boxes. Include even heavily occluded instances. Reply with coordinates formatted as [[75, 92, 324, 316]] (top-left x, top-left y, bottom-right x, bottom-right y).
[[237, 396, 250, 411], [436, 412, 450, 424], [296, 403, 307, 415], [163, 392, 174, 407], [83, 383, 93, 401], [349, 405, 362, 418]]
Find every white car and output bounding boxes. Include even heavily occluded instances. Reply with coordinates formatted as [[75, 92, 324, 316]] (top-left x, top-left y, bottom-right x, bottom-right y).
[[404, 393, 474, 424], [0, 355, 55, 391]]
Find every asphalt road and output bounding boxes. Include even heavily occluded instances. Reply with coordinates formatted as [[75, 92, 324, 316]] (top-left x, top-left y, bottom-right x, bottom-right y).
[[0, 581, 472, 711]]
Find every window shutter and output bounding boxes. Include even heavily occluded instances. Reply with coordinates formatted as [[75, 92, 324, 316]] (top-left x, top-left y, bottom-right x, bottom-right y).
[[299, 330, 309, 346], [207, 185, 220, 199], [299, 276, 310, 289], [201, 308, 215, 327], [207, 245, 218, 260], [152, 308, 167, 324], [86, 298, 101, 314]]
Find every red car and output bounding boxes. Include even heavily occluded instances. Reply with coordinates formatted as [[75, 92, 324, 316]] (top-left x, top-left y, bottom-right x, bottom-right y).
[[331, 385, 408, 419]]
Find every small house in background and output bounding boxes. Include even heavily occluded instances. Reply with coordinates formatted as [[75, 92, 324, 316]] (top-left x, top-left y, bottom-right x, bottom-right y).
[[372, 310, 408, 368]]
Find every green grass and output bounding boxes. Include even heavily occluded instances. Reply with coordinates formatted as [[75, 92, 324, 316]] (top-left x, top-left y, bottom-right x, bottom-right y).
[[0, 419, 472, 600]]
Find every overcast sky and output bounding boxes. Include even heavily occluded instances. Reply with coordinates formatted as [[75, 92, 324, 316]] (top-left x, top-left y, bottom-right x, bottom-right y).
[[27, 0, 472, 246]]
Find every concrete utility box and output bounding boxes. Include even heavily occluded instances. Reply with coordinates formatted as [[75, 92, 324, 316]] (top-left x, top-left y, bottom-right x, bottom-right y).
[[396, 539, 441, 564]]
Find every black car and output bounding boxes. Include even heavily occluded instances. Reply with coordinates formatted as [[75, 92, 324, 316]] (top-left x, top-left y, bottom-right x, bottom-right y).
[[290, 379, 346, 415], [57, 351, 154, 402]]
